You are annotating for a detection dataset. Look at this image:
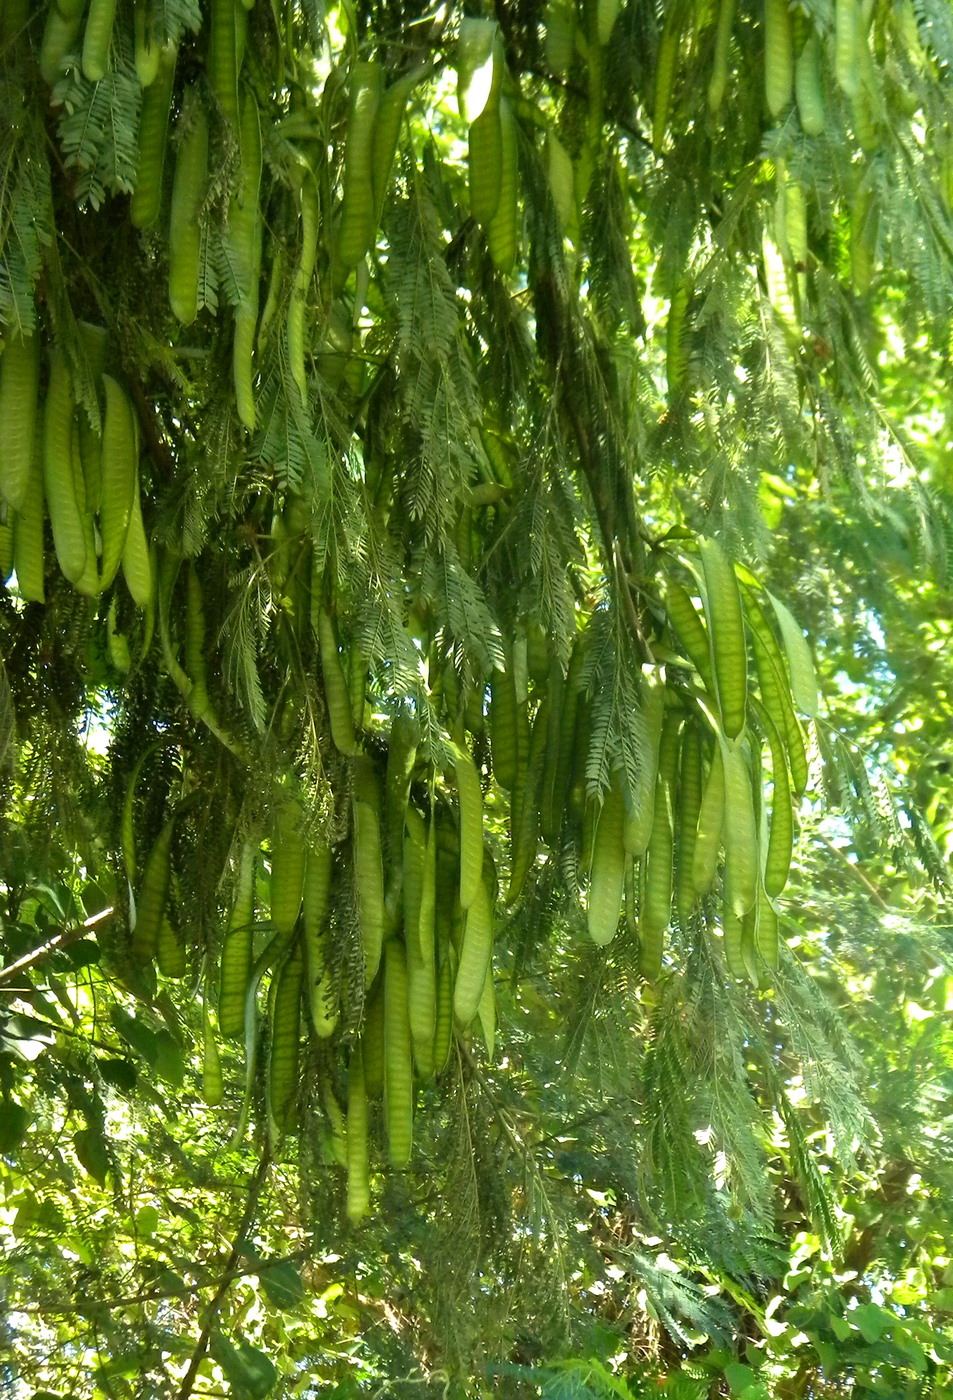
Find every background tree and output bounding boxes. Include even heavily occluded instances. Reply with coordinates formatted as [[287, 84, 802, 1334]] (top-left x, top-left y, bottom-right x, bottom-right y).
[[3, 0, 953, 1394]]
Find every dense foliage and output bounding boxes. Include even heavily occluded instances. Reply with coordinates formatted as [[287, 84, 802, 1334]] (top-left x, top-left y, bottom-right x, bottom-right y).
[[3, 0, 953, 1394]]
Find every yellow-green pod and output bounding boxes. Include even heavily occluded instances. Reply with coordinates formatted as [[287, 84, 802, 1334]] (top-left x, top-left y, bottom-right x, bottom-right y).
[[267, 943, 304, 1142], [453, 877, 492, 1025], [12, 416, 45, 604], [269, 793, 306, 936], [489, 665, 519, 791], [666, 579, 715, 693], [287, 177, 320, 406], [432, 943, 454, 1075], [371, 73, 414, 219], [477, 960, 495, 1061], [132, 814, 176, 964], [766, 590, 818, 718], [721, 737, 759, 917], [549, 638, 585, 839], [795, 32, 825, 136], [303, 842, 337, 1036], [487, 96, 519, 273], [349, 640, 367, 733], [81, 0, 118, 81], [763, 720, 793, 898], [131, 42, 177, 229], [134, 0, 160, 85], [70, 411, 100, 598], [106, 595, 132, 673], [317, 609, 360, 754], [219, 838, 256, 1037], [587, 771, 626, 947], [468, 87, 503, 224], [383, 710, 418, 914], [596, 0, 620, 44], [834, 0, 861, 100], [505, 696, 547, 906], [692, 740, 725, 894], [202, 1002, 224, 1106], [361, 978, 385, 1099], [230, 91, 263, 430], [406, 925, 436, 1080], [346, 1046, 370, 1223], [0, 332, 40, 512], [319, 1082, 347, 1166], [402, 804, 425, 943], [546, 128, 576, 235], [755, 892, 779, 971], [353, 758, 385, 984], [764, 0, 793, 118], [121, 466, 152, 606], [156, 912, 186, 978], [335, 61, 383, 272], [43, 349, 87, 586], [745, 590, 808, 795], [721, 898, 747, 979], [700, 536, 747, 741], [184, 562, 211, 719], [98, 374, 137, 589], [417, 817, 437, 971], [545, 0, 575, 74], [708, 0, 735, 112], [383, 938, 413, 1167], [207, 0, 241, 129], [623, 670, 665, 857], [168, 97, 209, 325], [639, 713, 682, 980], [666, 277, 690, 404], [452, 742, 484, 911], [652, 2, 682, 152], [39, 0, 86, 85], [675, 724, 703, 926]]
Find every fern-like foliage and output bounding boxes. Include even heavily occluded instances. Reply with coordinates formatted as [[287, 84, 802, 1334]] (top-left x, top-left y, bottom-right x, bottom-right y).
[[55, 49, 141, 210]]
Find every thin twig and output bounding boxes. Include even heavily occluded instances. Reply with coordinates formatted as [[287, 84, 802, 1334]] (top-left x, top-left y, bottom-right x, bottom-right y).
[[816, 832, 891, 912], [175, 1149, 272, 1400], [0, 907, 114, 986]]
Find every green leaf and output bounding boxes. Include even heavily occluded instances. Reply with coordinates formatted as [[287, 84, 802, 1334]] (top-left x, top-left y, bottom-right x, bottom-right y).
[[98, 1056, 138, 1092], [109, 1008, 159, 1066], [723, 1363, 756, 1396], [135, 1205, 160, 1236], [64, 939, 101, 968], [897, 1336, 928, 1373], [853, 1302, 891, 1344], [812, 1340, 839, 1374], [73, 1126, 110, 1185], [258, 1258, 304, 1310], [210, 1333, 278, 1400], [153, 1029, 185, 1088], [0, 1099, 29, 1154]]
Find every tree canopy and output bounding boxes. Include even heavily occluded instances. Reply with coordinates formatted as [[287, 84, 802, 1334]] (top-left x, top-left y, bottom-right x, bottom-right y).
[[3, 0, 953, 1395]]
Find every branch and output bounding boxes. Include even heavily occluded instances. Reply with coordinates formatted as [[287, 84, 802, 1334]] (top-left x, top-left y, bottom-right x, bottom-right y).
[[0, 907, 115, 986], [816, 832, 891, 912], [175, 1149, 272, 1400], [21, 1251, 309, 1316]]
